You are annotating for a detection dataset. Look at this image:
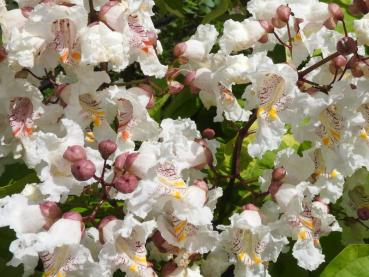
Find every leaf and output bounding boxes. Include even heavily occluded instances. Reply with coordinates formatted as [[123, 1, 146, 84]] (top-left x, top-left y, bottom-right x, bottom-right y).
[[202, 0, 230, 23], [162, 89, 201, 119], [155, 0, 185, 18], [0, 172, 39, 198], [321, 244, 369, 277], [148, 94, 170, 122]]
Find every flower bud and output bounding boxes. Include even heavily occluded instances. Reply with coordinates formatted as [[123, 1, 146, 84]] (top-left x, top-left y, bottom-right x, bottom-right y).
[[161, 261, 177, 276], [352, 66, 364, 77], [98, 215, 117, 244], [125, 152, 139, 170], [168, 80, 184, 94], [328, 3, 344, 21], [323, 17, 337, 30], [114, 152, 129, 170], [351, 0, 369, 15], [0, 46, 7, 63], [258, 34, 269, 44], [62, 211, 83, 221], [259, 20, 274, 33], [348, 3, 362, 16], [39, 201, 62, 230], [202, 128, 215, 139], [268, 181, 282, 196], [151, 230, 167, 252], [276, 5, 291, 22], [336, 37, 358, 56], [184, 70, 196, 85], [98, 139, 117, 159], [113, 173, 138, 193], [173, 42, 187, 57], [357, 207, 369, 220], [71, 159, 96, 181], [242, 203, 260, 211], [63, 145, 86, 163], [193, 180, 208, 193], [272, 167, 287, 181], [332, 55, 347, 68], [271, 16, 286, 28]]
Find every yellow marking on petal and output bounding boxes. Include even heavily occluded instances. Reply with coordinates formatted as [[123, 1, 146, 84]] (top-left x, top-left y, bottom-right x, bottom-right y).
[[298, 229, 307, 240], [360, 129, 369, 140], [237, 251, 246, 262], [71, 51, 81, 61], [59, 49, 69, 63], [171, 191, 182, 199], [129, 264, 138, 272], [268, 106, 278, 120], [133, 255, 147, 265], [257, 107, 265, 117], [120, 130, 130, 141], [322, 137, 330, 145], [177, 233, 187, 242], [252, 254, 262, 264], [314, 170, 322, 177], [173, 221, 187, 234], [330, 129, 341, 141], [300, 218, 314, 230], [330, 169, 338, 178], [294, 32, 302, 42], [158, 176, 186, 188], [85, 131, 95, 143]]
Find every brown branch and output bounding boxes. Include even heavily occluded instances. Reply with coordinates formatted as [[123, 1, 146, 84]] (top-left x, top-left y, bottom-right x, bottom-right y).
[[298, 52, 340, 78]]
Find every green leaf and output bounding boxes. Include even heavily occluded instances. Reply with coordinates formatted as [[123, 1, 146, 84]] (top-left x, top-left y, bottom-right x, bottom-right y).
[[202, 0, 230, 23], [155, 0, 185, 18], [148, 94, 170, 122], [162, 89, 201, 119], [321, 244, 369, 277], [0, 172, 39, 198]]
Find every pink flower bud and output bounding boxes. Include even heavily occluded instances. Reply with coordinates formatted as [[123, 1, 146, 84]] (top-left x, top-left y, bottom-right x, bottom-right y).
[[271, 16, 286, 28], [0, 46, 7, 63], [39, 201, 62, 230], [139, 84, 155, 109], [332, 55, 347, 68], [114, 152, 129, 170], [71, 159, 96, 181], [323, 17, 337, 30], [258, 34, 269, 44], [173, 42, 187, 57], [193, 180, 208, 193], [272, 167, 287, 181], [151, 230, 167, 252], [351, 0, 369, 15], [276, 5, 291, 23], [21, 7, 33, 18], [166, 68, 181, 79], [242, 203, 260, 211], [268, 181, 282, 196], [161, 261, 177, 276], [328, 3, 344, 21], [348, 3, 362, 16], [63, 145, 86, 163], [113, 172, 138, 193], [168, 80, 184, 94], [259, 20, 274, 33], [62, 211, 83, 221], [98, 215, 117, 243], [336, 37, 358, 56], [184, 70, 196, 86], [202, 128, 215, 139], [98, 139, 117, 159], [125, 152, 139, 170], [351, 66, 364, 77], [357, 207, 369, 220]]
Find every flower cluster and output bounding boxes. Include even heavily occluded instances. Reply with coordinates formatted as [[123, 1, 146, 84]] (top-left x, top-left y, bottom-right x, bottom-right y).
[[0, 0, 369, 276]]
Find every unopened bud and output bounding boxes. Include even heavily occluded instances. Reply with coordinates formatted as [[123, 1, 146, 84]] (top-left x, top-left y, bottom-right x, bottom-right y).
[[202, 128, 215, 139], [242, 203, 259, 211], [336, 37, 358, 56], [62, 211, 83, 221], [168, 80, 184, 94], [173, 42, 186, 57], [258, 34, 269, 44], [328, 3, 344, 21], [351, 66, 364, 77], [348, 3, 362, 16], [98, 139, 117, 159], [193, 180, 208, 193], [151, 230, 167, 252], [184, 70, 196, 86], [0, 46, 7, 63], [268, 181, 282, 196], [71, 159, 96, 181], [63, 145, 86, 163], [98, 215, 117, 243], [332, 55, 347, 68], [161, 261, 177, 276], [271, 16, 286, 28], [357, 207, 369, 220], [259, 20, 274, 33], [323, 17, 337, 30], [125, 152, 139, 170], [39, 201, 62, 230], [351, 0, 369, 15], [276, 5, 291, 22], [113, 173, 138, 193], [272, 167, 287, 181]]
